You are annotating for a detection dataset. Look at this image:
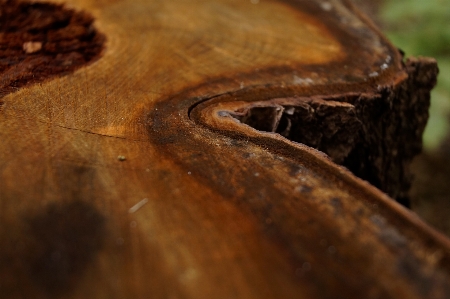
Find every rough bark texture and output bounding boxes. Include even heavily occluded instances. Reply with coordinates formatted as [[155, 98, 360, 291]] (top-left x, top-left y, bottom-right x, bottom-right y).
[[0, 0, 449, 299], [200, 57, 437, 205], [348, 57, 437, 204]]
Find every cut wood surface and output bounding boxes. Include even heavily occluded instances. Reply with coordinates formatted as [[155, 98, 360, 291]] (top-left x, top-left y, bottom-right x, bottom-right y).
[[0, 0, 449, 298]]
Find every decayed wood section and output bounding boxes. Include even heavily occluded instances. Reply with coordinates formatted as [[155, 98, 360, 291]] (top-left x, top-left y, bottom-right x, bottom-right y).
[[0, 0, 449, 298]]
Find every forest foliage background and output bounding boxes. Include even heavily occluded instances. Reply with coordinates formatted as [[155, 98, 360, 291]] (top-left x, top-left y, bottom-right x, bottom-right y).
[[355, 0, 450, 235]]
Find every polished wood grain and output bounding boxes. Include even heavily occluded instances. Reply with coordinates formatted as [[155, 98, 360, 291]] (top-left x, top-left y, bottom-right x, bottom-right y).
[[0, 0, 449, 298]]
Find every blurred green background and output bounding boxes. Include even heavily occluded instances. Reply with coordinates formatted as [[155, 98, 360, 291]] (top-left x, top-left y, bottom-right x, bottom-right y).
[[355, 0, 450, 235], [382, 0, 450, 150]]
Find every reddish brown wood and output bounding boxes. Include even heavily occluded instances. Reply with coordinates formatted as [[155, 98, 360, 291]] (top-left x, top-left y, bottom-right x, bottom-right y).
[[0, 0, 448, 298]]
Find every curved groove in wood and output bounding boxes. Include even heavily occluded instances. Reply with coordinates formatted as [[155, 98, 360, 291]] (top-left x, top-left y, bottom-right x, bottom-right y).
[[189, 56, 436, 203]]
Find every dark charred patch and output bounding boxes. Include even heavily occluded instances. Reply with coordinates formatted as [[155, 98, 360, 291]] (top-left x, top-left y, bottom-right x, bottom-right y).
[[237, 106, 284, 133], [0, 0, 105, 98], [232, 99, 362, 165], [25, 200, 105, 296]]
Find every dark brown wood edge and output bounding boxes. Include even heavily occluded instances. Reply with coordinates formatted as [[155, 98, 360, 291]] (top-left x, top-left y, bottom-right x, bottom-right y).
[[188, 84, 450, 259]]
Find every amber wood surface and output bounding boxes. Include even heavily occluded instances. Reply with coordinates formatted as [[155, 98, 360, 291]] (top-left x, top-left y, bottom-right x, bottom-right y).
[[1, 0, 450, 298]]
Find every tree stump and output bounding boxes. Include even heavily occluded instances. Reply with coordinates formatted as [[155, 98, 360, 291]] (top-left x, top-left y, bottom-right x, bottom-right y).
[[0, 0, 449, 298]]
